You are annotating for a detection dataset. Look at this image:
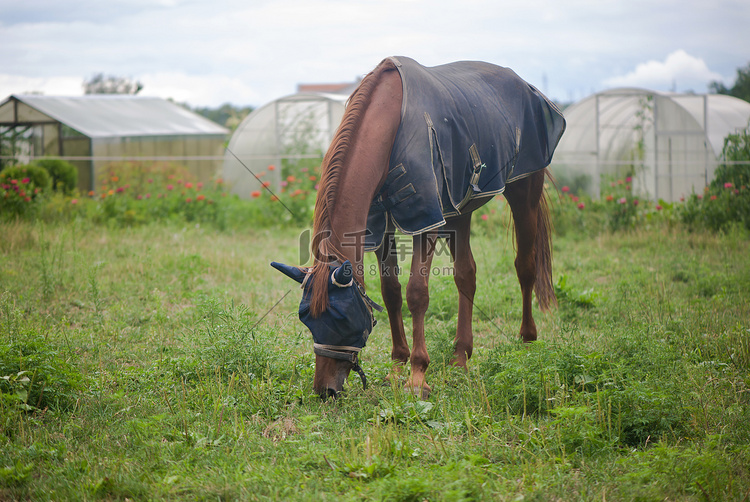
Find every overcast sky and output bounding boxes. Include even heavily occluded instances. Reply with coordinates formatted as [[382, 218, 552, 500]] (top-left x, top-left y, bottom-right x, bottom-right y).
[[1, 0, 747, 109]]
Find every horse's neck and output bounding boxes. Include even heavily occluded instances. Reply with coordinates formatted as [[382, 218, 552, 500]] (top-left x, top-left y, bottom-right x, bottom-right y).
[[328, 71, 403, 280], [328, 158, 385, 279]]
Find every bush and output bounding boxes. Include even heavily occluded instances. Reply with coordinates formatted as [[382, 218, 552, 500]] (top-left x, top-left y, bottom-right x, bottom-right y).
[[0, 164, 51, 219], [32, 158, 78, 194], [1, 294, 84, 427], [679, 129, 750, 233]]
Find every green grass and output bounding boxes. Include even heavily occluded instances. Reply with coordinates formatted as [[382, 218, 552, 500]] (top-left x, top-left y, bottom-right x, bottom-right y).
[[1, 217, 749, 501]]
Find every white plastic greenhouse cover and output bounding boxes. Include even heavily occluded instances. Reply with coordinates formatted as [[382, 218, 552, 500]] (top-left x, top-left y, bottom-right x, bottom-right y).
[[550, 88, 750, 202], [222, 93, 348, 198]]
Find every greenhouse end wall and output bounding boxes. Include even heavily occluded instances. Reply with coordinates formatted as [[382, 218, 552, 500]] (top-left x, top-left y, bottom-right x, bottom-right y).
[[550, 88, 750, 203]]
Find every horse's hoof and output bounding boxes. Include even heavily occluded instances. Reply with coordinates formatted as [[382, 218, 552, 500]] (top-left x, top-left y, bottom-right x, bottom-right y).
[[450, 354, 468, 369], [405, 386, 431, 399], [404, 378, 431, 399], [385, 364, 406, 383]]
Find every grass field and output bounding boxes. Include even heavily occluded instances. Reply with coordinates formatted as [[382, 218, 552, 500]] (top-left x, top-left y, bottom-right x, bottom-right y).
[[1, 208, 749, 500]]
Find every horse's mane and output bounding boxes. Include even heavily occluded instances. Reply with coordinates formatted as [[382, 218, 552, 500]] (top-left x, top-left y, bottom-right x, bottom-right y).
[[309, 58, 397, 317]]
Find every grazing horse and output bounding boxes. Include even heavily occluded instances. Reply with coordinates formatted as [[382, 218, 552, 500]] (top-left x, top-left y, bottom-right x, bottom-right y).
[[273, 56, 565, 399]]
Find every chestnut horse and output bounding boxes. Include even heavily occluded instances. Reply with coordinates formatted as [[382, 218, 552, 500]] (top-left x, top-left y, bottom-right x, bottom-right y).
[[273, 57, 565, 399]]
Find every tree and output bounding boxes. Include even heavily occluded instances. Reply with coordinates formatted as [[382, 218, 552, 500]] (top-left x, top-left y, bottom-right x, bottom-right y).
[[710, 62, 750, 103], [189, 103, 254, 131], [83, 73, 143, 95]]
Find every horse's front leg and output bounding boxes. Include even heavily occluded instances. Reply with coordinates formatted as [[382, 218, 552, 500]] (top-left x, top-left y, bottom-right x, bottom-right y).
[[376, 232, 410, 365], [445, 214, 475, 367], [405, 232, 437, 398]]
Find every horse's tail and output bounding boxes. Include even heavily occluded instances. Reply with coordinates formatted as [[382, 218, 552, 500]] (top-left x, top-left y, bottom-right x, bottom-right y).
[[534, 169, 556, 312]]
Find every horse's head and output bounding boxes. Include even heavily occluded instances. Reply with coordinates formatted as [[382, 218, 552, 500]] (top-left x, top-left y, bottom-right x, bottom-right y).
[[271, 260, 380, 399]]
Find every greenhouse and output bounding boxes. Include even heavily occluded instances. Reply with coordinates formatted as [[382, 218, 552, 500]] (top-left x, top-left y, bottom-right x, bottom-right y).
[[222, 93, 347, 198], [549, 88, 750, 201], [0, 94, 228, 192]]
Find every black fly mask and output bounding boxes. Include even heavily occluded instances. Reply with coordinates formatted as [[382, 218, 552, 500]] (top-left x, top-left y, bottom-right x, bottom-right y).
[[271, 260, 383, 389]]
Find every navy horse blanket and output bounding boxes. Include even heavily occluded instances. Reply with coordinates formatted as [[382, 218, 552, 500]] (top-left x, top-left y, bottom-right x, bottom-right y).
[[365, 56, 566, 251]]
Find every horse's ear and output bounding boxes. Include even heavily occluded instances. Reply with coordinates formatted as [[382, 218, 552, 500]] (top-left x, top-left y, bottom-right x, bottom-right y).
[[270, 262, 306, 284], [333, 260, 353, 287]]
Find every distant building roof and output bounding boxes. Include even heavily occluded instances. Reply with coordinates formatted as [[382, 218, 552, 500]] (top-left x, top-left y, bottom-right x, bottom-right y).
[[296, 81, 359, 95], [0, 94, 229, 139]]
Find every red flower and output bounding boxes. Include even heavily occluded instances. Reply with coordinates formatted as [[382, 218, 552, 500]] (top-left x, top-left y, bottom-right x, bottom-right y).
[[267, 165, 276, 171], [71, 198, 78, 205], [262, 181, 271, 188], [561, 186, 570, 193], [724, 182, 733, 189], [605, 195, 614, 202], [197, 194, 205, 201], [577, 202, 585, 210], [185, 182, 193, 189], [167, 184, 174, 191], [633, 199, 639, 206], [618, 197, 627, 204], [710, 195, 717, 200], [481, 214, 489, 221], [251, 190, 261, 198], [626, 176, 632, 183], [21, 178, 30, 184], [656, 204, 662, 210], [287, 175, 296, 183]]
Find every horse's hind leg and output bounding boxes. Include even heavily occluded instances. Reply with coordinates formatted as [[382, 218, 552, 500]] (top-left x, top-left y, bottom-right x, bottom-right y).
[[376, 231, 410, 365], [445, 213, 475, 367], [405, 231, 437, 398], [503, 170, 546, 342]]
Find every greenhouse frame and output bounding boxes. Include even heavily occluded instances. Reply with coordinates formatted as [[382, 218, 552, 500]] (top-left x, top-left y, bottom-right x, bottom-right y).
[[0, 94, 229, 192], [222, 93, 347, 198], [550, 88, 750, 202]]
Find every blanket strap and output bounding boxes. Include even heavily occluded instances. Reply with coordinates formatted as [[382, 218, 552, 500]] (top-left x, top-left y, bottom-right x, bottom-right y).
[[468, 144, 485, 194], [370, 164, 416, 214]]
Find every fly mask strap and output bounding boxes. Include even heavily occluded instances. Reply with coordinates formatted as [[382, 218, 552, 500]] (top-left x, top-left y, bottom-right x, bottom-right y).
[[312, 344, 368, 390]]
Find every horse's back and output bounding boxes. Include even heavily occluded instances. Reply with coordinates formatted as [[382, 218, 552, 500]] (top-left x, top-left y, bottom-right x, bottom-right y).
[[365, 56, 565, 251]]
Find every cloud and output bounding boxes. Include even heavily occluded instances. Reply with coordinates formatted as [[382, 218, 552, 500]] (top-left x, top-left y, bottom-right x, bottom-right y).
[[0, 74, 82, 99], [603, 50, 725, 92], [138, 72, 265, 108]]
